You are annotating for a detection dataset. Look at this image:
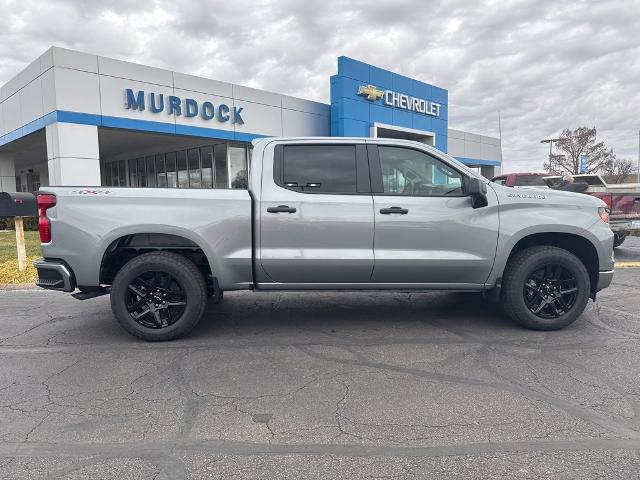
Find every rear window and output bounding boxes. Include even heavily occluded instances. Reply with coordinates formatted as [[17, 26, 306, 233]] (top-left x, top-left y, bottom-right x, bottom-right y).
[[514, 175, 546, 187], [282, 145, 357, 193], [492, 176, 507, 186]]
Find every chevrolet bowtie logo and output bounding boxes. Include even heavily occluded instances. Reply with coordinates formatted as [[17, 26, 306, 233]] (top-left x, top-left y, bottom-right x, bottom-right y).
[[357, 84, 384, 101]]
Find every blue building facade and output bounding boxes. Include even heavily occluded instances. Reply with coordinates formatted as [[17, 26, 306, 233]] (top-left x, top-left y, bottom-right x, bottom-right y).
[[330, 56, 449, 152]]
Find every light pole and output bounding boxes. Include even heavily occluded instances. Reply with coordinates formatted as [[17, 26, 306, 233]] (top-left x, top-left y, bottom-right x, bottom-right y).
[[541, 138, 561, 173], [637, 130, 639, 184]]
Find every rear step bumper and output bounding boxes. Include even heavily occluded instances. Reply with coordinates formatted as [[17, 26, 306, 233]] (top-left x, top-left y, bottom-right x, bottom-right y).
[[33, 259, 76, 292]]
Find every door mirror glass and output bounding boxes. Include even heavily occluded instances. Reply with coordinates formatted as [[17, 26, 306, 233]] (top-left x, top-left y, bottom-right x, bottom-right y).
[[462, 176, 488, 208]]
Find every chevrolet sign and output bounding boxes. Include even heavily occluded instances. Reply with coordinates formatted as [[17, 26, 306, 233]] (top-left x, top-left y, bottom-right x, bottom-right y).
[[357, 84, 441, 117]]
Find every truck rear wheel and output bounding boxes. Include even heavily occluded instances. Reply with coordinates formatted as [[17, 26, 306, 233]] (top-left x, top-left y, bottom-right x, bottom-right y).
[[502, 246, 590, 330], [110, 252, 207, 341], [613, 233, 626, 248]]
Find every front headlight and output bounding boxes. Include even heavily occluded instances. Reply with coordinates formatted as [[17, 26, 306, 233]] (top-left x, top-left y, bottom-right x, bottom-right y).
[[598, 207, 610, 224]]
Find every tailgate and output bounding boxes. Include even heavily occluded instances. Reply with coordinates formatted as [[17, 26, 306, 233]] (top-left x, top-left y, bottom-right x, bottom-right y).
[[611, 193, 640, 220]]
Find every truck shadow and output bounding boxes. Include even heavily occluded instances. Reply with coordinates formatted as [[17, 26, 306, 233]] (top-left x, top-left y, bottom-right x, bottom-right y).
[[190, 290, 516, 340]]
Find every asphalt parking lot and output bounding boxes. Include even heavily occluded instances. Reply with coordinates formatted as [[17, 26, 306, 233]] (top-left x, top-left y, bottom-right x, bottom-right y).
[[0, 238, 639, 479]]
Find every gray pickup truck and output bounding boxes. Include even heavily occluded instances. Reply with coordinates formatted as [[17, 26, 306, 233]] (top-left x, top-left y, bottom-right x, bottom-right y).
[[34, 137, 614, 341]]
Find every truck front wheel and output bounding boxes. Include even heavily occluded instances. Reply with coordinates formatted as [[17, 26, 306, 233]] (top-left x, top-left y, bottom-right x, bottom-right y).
[[110, 252, 207, 341], [502, 246, 590, 330], [613, 233, 626, 248]]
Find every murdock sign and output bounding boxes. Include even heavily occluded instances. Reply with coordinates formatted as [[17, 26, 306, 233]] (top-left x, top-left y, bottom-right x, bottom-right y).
[[125, 89, 245, 124], [357, 84, 440, 117]]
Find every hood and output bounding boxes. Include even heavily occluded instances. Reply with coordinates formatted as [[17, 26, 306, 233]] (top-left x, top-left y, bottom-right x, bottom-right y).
[[490, 183, 606, 208]]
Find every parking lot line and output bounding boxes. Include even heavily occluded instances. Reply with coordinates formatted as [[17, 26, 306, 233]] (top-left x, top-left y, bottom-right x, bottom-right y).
[[614, 261, 640, 268]]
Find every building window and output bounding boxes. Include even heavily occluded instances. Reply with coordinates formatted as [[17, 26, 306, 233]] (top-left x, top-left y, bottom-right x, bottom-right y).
[[187, 148, 201, 188], [200, 146, 213, 189], [156, 154, 167, 188], [229, 146, 247, 189], [176, 151, 188, 188], [137, 158, 147, 187], [214, 144, 228, 188], [118, 160, 127, 186], [146, 156, 156, 187], [166, 152, 177, 188], [102, 142, 252, 189]]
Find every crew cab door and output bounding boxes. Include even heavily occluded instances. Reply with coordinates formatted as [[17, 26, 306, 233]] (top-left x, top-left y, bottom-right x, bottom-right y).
[[368, 144, 499, 285], [259, 143, 374, 284]]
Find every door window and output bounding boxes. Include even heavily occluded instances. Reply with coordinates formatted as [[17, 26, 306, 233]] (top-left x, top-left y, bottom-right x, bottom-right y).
[[281, 145, 357, 193], [378, 146, 463, 196]]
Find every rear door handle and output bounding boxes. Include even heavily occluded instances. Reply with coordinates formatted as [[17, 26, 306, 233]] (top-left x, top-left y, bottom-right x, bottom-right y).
[[380, 207, 409, 215], [267, 205, 297, 214]]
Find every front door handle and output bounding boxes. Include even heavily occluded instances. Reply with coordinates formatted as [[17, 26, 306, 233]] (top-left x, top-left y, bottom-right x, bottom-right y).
[[380, 207, 409, 215], [267, 205, 297, 214]]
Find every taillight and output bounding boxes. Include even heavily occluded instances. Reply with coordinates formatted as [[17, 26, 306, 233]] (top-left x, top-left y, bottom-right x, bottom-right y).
[[598, 207, 610, 224], [601, 193, 613, 209], [37, 194, 56, 243]]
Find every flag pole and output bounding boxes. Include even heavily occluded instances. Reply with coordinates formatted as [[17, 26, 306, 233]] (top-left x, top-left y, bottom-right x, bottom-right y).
[[498, 111, 503, 175]]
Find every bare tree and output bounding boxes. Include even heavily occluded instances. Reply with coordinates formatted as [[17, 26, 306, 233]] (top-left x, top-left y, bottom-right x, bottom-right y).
[[601, 157, 635, 184], [543, 154, 567, 175], [543, 127, 613, 175]]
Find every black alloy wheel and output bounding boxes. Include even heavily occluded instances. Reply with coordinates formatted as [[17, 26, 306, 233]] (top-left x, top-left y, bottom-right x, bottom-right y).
[[126, 271, 187, 329], [523, 263, 578, 319], [501, 246, 590, 331], [111, 251, 208, 341]]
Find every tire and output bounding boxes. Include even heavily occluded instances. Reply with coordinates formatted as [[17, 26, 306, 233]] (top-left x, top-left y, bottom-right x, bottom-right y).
[[110, 252, 207, 341], [613, 233, 626, 248], [502, 246, 590, 330]]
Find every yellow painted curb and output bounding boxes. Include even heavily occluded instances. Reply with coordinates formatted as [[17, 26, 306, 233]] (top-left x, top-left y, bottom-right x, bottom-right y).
[[615, 262, 640, 268]]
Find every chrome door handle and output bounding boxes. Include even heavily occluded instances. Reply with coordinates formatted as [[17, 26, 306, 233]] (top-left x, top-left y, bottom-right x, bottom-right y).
[[380, 207, 409, 215], [267, 205, 297, 213]]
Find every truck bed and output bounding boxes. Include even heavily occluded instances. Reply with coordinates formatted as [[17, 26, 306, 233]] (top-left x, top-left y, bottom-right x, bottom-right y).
[[40, 187, 253, 290]]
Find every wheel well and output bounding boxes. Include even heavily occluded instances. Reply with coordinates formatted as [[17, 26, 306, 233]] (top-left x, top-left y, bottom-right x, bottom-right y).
[[507, 233, 600, 291], [100, 233, 214, 292]]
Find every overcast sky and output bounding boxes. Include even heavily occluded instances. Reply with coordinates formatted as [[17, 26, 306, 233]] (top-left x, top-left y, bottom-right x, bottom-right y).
[[1, 0, 639, 172]]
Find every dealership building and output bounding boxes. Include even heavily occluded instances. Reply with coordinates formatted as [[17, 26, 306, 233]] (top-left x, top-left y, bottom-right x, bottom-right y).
[[0, 47, 501, 193]]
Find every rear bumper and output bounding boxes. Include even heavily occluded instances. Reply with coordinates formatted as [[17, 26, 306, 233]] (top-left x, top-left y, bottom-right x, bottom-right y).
[[596, 270, 614, 292], [33, 259, 76, 292], [610, 220, 640, 234]]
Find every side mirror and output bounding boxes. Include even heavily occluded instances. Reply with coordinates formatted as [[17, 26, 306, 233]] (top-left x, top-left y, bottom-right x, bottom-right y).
[[463, 177, 488, 209]]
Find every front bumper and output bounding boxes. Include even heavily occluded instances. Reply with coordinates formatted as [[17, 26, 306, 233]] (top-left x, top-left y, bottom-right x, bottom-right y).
[[33, 259, 76, 292], [596, 270, 614, 292]]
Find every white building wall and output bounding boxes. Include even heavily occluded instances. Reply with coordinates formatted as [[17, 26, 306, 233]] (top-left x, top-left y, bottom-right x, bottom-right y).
[[46, 123, 101, 186], [0, 47, 331, 143], [447, 128, 501, 162], [0, 152, 16, 192]]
